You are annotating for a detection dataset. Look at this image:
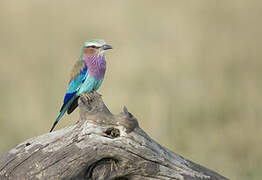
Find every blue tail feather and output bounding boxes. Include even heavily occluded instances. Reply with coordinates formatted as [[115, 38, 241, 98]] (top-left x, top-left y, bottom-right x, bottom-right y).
[[50, 95, 78, 132]]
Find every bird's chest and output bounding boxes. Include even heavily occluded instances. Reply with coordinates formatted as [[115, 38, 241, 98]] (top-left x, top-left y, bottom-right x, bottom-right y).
[[87, 61, 106, 80]]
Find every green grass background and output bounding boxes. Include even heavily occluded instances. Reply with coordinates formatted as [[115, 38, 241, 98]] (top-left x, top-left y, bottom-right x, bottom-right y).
[[0, 1, 261, 179]]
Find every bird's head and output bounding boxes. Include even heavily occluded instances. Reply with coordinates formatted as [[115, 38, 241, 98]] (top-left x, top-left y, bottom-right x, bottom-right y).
[[80, 39, 112, 60]]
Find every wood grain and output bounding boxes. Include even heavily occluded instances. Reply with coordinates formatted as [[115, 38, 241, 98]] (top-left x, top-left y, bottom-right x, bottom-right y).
[[0, 92, 228, 180]]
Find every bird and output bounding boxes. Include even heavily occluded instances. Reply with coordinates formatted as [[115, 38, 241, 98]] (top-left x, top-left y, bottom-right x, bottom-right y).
[[49, 39, 112, 132]]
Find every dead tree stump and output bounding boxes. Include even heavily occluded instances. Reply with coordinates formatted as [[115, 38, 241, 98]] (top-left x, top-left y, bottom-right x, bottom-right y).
[[0, 92, 229, 180]]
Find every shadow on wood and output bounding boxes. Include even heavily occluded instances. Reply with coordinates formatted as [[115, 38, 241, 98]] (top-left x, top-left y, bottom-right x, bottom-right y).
[[0, 92, 229, 180]]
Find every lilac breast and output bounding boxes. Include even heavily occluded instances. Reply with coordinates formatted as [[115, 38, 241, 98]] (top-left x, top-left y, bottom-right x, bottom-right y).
[[85, 55, 106, 80]]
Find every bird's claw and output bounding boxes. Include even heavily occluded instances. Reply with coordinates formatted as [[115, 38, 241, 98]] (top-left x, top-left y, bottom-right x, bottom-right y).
[[82, 93, 93, 102]]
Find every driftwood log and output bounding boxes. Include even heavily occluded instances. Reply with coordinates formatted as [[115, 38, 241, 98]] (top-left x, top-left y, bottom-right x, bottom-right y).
[[0, 92, 228, 180]]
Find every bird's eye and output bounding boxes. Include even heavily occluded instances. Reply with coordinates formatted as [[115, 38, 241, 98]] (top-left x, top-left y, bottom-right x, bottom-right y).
[[89, 45, 98, 49]]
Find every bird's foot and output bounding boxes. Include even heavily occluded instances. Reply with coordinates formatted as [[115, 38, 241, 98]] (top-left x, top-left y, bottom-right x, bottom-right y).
[[81, 93, 93, 103], [93, 91, 102, 97]]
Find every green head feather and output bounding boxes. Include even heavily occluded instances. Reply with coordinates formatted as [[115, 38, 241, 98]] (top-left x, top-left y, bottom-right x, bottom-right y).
[[83, 39, 107, 48]]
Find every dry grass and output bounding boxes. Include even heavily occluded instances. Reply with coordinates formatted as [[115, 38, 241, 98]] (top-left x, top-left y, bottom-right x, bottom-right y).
[[0, 1, 261, 179]]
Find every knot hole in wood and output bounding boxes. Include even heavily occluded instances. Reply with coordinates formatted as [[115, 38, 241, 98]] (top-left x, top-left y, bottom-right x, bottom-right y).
[[104, 127, 120, 138]]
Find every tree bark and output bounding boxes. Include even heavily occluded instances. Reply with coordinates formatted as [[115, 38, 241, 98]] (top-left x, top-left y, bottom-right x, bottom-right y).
[[0, 92, 229, 180]]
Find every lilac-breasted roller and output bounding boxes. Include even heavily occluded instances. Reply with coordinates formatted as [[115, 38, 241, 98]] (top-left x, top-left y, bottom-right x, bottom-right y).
[[50, 40, 112, 132]]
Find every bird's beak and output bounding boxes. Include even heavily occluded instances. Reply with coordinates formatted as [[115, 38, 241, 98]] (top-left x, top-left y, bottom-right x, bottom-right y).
[[102, 44, 113, 50]]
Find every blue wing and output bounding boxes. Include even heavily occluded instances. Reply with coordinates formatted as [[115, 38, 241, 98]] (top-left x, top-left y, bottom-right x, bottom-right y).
[[60, 61, 88, 111], [50, 60, 88, 132]]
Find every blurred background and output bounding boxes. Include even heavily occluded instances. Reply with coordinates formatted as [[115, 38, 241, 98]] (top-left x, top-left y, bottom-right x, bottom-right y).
[[0, 0, 261, 179]]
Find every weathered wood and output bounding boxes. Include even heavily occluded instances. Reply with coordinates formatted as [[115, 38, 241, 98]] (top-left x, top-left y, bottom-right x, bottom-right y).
[[0, 92, 228, 180]]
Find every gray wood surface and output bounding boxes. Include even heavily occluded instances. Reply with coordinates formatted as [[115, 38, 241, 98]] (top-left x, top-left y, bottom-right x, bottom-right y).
[[0, 92, 229, 180]]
